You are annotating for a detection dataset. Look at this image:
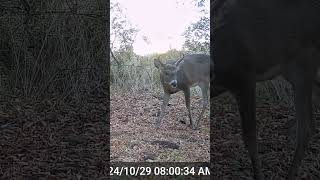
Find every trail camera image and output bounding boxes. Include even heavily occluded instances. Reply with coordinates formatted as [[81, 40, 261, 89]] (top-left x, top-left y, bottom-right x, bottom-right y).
[[110, 0, 210, 162]]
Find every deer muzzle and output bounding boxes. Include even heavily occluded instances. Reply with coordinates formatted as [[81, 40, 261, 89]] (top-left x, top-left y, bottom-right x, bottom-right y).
[[169, 80, 177, 88]]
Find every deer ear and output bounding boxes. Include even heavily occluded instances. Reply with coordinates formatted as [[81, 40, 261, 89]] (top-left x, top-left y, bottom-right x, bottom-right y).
[[154, 59, 164, 69]]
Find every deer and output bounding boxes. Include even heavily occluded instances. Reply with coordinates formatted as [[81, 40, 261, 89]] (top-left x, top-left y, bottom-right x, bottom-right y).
[[212, 0, 320, 179], [154, 54, 210, 130]]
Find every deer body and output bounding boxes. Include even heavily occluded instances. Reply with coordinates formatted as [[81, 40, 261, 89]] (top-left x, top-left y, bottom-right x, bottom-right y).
[[213, 1, 320, 179], [154, 54, 210, 130]]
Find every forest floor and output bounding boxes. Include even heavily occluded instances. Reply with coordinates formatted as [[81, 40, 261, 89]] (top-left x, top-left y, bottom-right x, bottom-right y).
[[0, 94, 108, 179], [1, 89, 319, 179], [210, 94, 320, 179], [111, 91, 320, 179], [110, 91, 210, 162]]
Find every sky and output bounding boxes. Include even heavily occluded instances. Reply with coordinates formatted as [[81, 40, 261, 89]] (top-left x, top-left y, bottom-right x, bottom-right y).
[[113, 0, 209, 56]]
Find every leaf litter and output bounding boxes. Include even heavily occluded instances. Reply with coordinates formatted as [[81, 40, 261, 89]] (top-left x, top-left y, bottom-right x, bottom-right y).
[[111, 91, 210, 163]]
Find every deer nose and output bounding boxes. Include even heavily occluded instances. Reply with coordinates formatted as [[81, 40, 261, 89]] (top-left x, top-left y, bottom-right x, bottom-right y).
[[170, 80, 177, 88]]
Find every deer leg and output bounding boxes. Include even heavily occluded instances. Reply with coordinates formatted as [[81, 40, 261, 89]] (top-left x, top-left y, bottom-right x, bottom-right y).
[[233, 80, 263, 180], [197, 83, 209, 128], [283, 66, 318, 140], [311, 83, 319, 133], [286, 62, 314, 180], [157, 93, 170, 128], [184, 89, 195, 129]]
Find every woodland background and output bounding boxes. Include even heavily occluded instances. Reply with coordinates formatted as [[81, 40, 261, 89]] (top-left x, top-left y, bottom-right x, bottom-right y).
[[0, 1, 108, 179], [0, 0, 319, 179]]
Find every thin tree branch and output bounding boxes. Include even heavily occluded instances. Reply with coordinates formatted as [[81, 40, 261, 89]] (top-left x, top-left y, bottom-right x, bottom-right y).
[[110, 48, 120, 66]]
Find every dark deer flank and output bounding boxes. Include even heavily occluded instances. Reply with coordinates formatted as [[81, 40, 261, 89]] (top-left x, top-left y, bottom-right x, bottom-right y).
[[212, 0, 320, 179]]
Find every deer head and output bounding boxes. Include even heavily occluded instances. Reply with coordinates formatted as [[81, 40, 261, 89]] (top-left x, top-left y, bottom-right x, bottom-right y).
[[154, 54, 184, 90]]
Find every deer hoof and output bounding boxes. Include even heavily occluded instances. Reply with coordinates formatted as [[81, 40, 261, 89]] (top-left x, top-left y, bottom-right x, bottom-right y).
[[288, 124, 296, 143], [155, 120, 161, 129], [191, 123, 199, 130], [179, 119, 186, 124]]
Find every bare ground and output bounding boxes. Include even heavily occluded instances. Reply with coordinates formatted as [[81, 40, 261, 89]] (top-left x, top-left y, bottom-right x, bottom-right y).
[[110, 91, 210, 162], [0, 94, 109, 179], [211, 94, 320, 179], [111, 91, 320, 179]]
